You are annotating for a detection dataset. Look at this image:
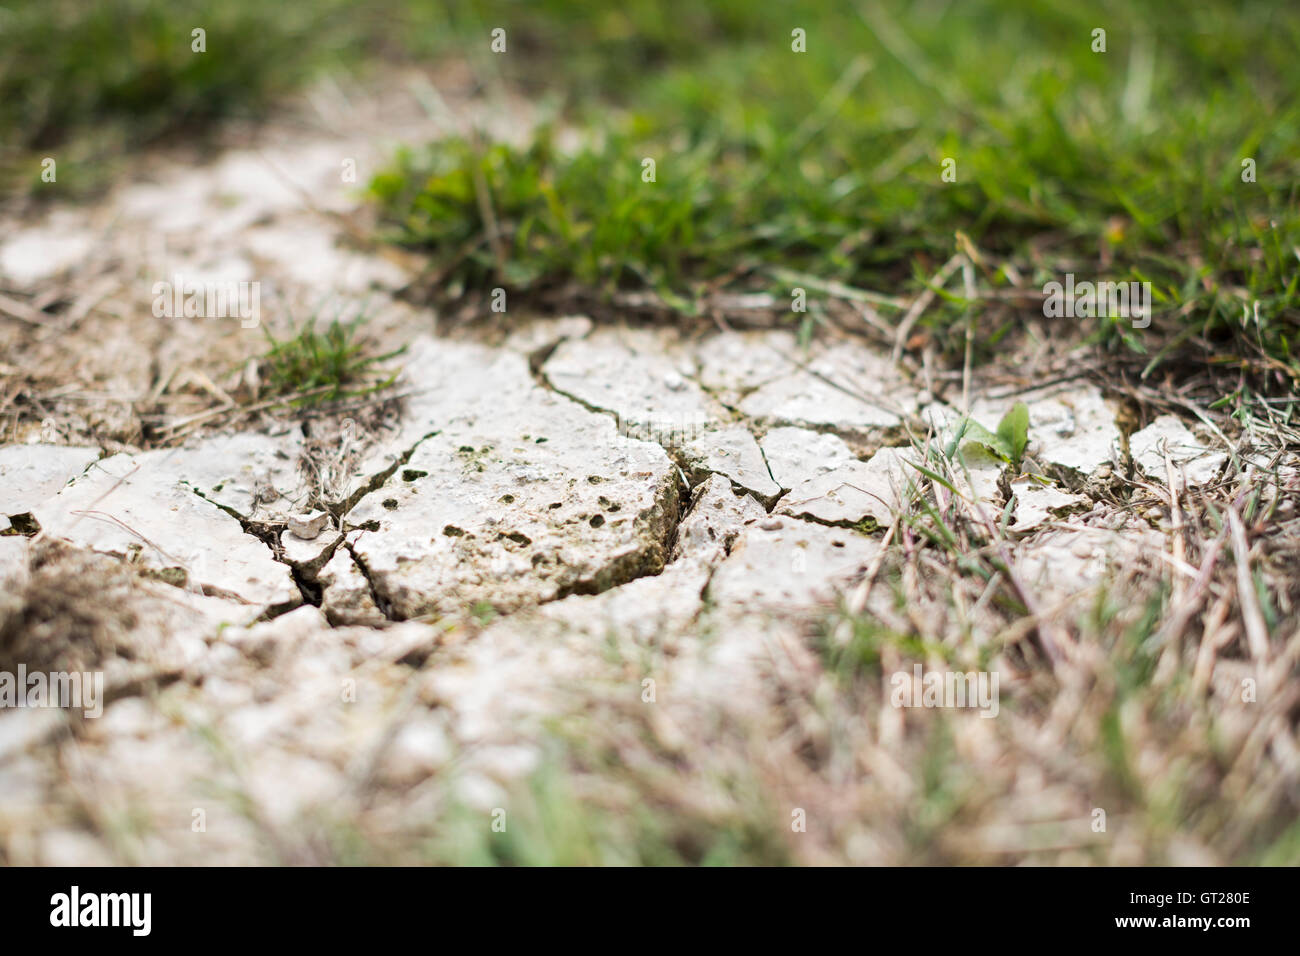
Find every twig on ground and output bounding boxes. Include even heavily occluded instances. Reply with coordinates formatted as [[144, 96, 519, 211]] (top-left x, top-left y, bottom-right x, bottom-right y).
[[892, 253, 962, 364]]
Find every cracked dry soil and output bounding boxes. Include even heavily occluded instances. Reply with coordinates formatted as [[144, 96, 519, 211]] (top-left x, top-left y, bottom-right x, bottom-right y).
[[2, 85, 1298, 865]]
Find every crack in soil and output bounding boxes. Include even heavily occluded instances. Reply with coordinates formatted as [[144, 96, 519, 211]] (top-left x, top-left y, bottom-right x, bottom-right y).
[[326, 430, 442, 522], [121, 346, 810, 632], [342, 538, 397, 621], [537, 361, 794, 515], [174, 425, 440, 616]]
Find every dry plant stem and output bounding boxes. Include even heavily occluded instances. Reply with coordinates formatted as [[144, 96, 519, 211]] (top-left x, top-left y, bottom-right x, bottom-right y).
[[891, 252, 962, 364], [1227, 506, 1271, 664], [970, 496, 1069, 668], [0, 292, 54, 326], [1192, 591, 1236, 696], [160, 385, 337, 438], [1165, 449, 1187, 606], [959, 257, 976, 412], [766, 267, 906, 310], [1156, 529, 1225, 652], [831, 513, 901, 648]]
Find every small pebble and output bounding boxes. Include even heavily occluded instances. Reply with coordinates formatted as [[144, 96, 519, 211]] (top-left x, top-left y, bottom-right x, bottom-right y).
[[286, 510, 329, 539]]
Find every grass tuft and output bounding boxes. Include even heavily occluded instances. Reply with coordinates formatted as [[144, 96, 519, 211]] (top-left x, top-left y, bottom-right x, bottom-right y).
[[370, 0, 1300, 387], [259, 312, 405, 405]]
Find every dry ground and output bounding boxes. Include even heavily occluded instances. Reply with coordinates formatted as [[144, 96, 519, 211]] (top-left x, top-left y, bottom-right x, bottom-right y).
[[2, 76, 1299, 865]]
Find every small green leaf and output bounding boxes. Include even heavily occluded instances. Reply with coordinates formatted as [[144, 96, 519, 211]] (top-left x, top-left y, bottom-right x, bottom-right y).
[[997, 401, 1030, 465], [905, 459, 959, 496], [959, 418, 1012, 461]]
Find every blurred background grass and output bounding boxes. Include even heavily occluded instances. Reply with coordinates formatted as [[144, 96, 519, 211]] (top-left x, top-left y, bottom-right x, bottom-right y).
[[3, 0, 1298, 385]]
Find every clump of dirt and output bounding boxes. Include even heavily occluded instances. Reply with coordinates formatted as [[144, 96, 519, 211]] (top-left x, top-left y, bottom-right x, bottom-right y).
[[0, 540, 140, 675]]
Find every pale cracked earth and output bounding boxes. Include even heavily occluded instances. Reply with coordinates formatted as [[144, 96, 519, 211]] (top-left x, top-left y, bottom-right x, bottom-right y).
[[2, 79, 1298, 865]]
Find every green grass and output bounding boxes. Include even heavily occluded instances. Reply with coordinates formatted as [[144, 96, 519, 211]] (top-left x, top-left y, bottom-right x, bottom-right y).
[[259, 312, 405, 405], [303, 737, 794, 866], [8, 0, 1296, 385], [0, 0, 364, 194], [369, 0, 1300, 387], [423, 757, 789, 866], [818, 604, 949, 684]]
